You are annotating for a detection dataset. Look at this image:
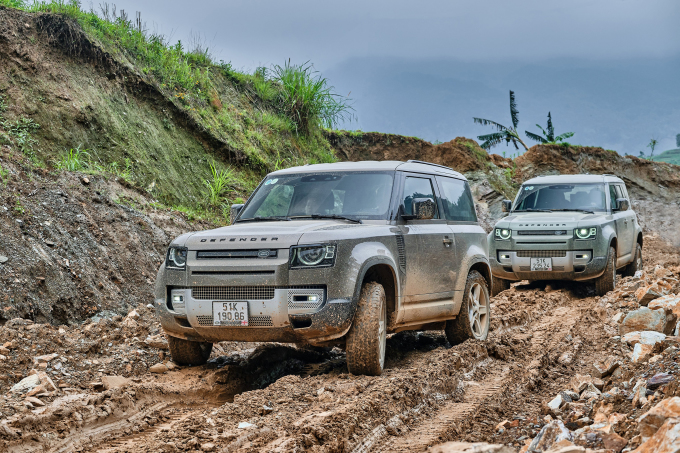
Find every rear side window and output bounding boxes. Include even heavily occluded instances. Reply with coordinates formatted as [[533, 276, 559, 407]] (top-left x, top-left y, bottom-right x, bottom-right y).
[[402, 176, 439, 218], [608, 184, 618, 209], [436, 176, 477, 222]]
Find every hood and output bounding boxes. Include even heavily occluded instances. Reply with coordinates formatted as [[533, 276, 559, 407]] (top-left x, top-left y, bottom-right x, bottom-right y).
[[181, 220, 362, 249], [496, 212, 607, 230]]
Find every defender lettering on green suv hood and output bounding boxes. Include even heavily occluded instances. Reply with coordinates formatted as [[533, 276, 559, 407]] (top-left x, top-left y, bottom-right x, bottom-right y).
[[497, 212, 605, 230]]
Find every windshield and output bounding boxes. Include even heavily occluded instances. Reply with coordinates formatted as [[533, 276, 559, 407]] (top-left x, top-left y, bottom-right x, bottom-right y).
[[514, 183, 606, 212], [238, 171, 395, 221]]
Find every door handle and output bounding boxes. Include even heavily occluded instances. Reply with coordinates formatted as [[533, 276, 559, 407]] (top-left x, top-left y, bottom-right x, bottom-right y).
[[443, 236, 453, 245]]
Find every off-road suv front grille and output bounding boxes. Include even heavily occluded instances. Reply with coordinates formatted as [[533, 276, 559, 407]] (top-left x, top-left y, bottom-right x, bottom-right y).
[[191, 285, 326, 301], [194, 315, 273, 327], [516, 250, 567, 258], [517, 230, 569, 236]]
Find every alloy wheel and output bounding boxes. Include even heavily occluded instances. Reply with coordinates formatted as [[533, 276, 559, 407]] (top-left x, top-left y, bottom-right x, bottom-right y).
[[468, 282, 488, 338]]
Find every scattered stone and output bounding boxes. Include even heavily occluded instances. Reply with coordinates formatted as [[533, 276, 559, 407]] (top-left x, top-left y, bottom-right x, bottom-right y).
[[548, 394, 565, 411], [592, 356, 620, 378], [527, 420, 573, 452], [200, 443, 216, 452], [611, 312, 624, 324], [620, 307, 669, 335], [149, 363, 168, 374], [580, 383, 601, 400], [126, 309, 140, 320], [558, 351, 573, 365], [622, 331, 666, 346], [647, 373, 674, 390], [637, 397, 680, 441], [81, 177, 90, 185], [649, 295, 680, 319], [25, 397, 44, 407], [0, 256, 8, 264], [121, 317, 138, 328], [262, 405, 273, 415], [10, 374, 41, 393], [571, 374, 593, 394], [33, 353, 59, 364], [101, 375, 132, 390], [632, 380, 648, 408], [430, 442, 516, 453], [37, 371, 58, 392], [145, 334, 169, 350], [632, 343, 655, 363], [44, 240, 55, 247], [592, 378, 604, 391], [635, 284, 668, 306], [25, 385, 45, 397], [634, 417, 680, 453], [237, 422, 256, 429]]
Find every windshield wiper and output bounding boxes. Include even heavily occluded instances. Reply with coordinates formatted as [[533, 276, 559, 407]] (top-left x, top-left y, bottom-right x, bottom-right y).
[[550, 208, 596, 214], [289, 214, 363, 224], [513, 208, 553, 213], [236, 216, 292, 223]]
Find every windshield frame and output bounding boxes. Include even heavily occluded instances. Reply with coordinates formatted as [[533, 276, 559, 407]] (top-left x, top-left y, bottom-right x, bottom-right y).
[[512, 182, 608, 213], [236, 170, 398, 222]]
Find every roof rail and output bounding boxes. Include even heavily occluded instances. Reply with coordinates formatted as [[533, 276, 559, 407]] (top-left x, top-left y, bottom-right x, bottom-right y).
[[405, 160, 454, 171]]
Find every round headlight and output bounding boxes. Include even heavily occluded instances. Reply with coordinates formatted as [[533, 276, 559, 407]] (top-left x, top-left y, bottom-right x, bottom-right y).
[[575, 227, 596, 239], [297, 246, 326, 266], [495, 228, 511, 240], [168, 247, 187, 267]]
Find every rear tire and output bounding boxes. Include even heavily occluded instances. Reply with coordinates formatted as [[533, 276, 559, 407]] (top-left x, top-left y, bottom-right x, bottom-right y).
[[595, 247, 617, 296], [445, 271, 491, 345], [167, 335, 213, 366], [622, 243, 642, 277], [346, 282, 387, 376], [490, 276, 511, 296]]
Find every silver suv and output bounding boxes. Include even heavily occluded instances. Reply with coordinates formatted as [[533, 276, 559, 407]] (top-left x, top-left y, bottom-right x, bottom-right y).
[[489, 174, 643, 296], [154, 160, 491, 375]]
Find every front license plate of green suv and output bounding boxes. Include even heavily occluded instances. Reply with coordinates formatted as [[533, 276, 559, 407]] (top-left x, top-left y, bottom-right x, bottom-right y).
[[212, 301, 249, 326], [530, 258, 552, 271]]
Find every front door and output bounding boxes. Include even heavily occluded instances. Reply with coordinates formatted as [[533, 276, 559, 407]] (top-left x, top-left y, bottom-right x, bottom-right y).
[[609, 183, 633, 266], [398, 174, 456, 323]]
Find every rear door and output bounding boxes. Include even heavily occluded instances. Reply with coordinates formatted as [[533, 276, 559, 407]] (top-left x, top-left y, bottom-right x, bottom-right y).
[[615, 184, 635, 262], [397, 173, 456, 323], [609, 183, 631, 266]]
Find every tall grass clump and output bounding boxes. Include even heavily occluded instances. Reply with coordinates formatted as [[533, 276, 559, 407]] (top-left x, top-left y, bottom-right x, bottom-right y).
[[205, 162, 233, 207], [56, 146, 90, 171], [271, 61, 354, 133]]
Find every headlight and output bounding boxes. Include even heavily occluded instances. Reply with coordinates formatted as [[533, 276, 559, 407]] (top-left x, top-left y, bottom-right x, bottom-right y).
[[290, 244, 336, 268], [166, 246, 188, 269], [494, 228, 511, 240], [575, 227, 597, 240]]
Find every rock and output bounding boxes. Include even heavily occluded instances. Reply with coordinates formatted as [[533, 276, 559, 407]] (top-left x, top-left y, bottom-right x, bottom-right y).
[[558, 351, 574, 365], [571, 374, 594, 394], [620, 307, 669, 335], [237, 421, 256, 429], [572, 429, 628, 453], [0, 256, 7, 264], [548, 394, 565, 411], [580, 383, 602, 401], [144, 335, 169, 350], [37, 371, 58, 392], [10, 374, 41, 393], [0, 346, 9, 355], [527, 420, 573, 453], [649, 295, 680, 318], [633, 380, 648, 408], [635, 283, 668, 306], [126, 309, 140, 319], [563, 390, 580, 401], [149, 363, 168, 374], [0, 354, 6, 361], [200, 443, 216, 452], [632, 343, 655, 363], [622, 331, 667, 346], [634, 417, 680, 453], [429, 442, 516, 453], [33, 353, 59, 364], [647, 373, 675, 390], [121, 317, 138, 328], [592, 378, 604, 391], [25, 385, 44, 397], [25, 396, 44, 407], [81, 176, 90, 185], [44, 240, 55, 247], [262, 405, 273, 415], [592, 357, 621, 378], [637, 397, 680, 441], [101, 375, 132, 390], [612, 312, 624, 324], [543, 440, 585, 453]]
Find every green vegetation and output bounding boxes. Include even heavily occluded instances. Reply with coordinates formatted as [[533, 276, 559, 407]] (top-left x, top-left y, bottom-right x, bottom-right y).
[[0, 165, 8, 185], [473, 90, 530, 152], [652, 148, 680, 165], [0, 94, 41, 164], [525, 112, 574, 144], [647, 138, 658, 159], [204, 162, 234, 207], [56, 147, 90, 171]]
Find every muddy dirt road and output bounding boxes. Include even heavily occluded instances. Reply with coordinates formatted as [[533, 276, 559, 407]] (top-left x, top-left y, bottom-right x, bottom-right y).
[[3, 236, 678, 452]]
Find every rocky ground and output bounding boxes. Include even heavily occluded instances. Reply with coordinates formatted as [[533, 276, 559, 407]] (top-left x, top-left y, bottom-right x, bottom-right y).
[[0, 233, 678, 453]]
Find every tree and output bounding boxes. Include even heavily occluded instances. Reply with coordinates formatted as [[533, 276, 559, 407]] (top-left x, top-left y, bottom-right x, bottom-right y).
[[647, 138, 658, 159], [676, 133, 680, 148], [525, 112, 574, 144], [639, 150, 645, 158], [473, 90, 529, 151]]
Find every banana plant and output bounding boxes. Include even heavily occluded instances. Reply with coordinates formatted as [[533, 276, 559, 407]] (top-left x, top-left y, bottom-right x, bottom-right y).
[[525, 112, 574, 144], [473, 90, 529, 151]]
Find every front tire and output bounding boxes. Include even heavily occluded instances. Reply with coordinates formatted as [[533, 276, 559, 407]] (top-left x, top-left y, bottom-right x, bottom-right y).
[[622, 243, 642, 277], [490, 276, 511, 296], [346, 282, 387, 376], [595, 247, 617, 296], [445, 271, 491, 345], [167, 335, 213, 366]]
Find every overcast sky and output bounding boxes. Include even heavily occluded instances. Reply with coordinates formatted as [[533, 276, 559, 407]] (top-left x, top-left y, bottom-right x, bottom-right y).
[[101, 0, 680, 153]]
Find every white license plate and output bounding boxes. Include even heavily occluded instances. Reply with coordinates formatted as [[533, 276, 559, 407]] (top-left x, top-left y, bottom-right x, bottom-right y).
[[212, 301, 249, 326], [530, 258, 553, 271]]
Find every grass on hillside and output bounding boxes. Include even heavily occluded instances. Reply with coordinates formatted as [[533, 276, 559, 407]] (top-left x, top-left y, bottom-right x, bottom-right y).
[[652, 149, 680, 165]]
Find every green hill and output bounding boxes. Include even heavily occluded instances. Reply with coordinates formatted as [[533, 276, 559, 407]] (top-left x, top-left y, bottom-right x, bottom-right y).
[[652, 148, 680, 165]]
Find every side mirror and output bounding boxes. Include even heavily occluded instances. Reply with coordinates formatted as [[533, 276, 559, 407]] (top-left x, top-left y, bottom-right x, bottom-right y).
[[412, 198, 436, 220], [501, 200, 512, 213], [230, 204, 244, 223], [615, 198, 629, 211]]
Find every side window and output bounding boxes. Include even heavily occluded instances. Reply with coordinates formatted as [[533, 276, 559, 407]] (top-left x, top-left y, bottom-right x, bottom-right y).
[[615, 185, 627, 210], [402, 176, 438, 218], [608, 184, 618, 210], [436, 176, 478, 222]]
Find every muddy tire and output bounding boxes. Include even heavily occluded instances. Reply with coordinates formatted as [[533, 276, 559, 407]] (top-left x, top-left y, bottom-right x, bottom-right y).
[[490, 276, 511, 296], [445, 271, 490, 345], [167, 335, 213, 366], [595, 247, 617, 296], [345, 282, 387, 376], [622, 243, 642, 277]]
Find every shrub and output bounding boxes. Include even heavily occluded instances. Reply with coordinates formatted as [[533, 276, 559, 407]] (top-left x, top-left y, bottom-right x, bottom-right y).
[[204, 162, 233, 207], [56, 146, 90, 171]]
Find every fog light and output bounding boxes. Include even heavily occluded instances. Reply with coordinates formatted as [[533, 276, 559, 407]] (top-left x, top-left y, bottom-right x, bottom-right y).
[[500, 254, 510, 259], [309, 295, 319, 302], [172, 294, 184, 304], [576, 254, 588, 259]]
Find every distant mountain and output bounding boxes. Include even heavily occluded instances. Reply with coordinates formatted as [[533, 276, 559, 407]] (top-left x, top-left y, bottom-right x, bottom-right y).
[[325, 57, 680, 156], [653, 149, 680, 165]]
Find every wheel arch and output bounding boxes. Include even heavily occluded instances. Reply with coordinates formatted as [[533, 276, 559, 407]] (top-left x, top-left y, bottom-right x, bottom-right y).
[[353, 258, 399, 326]]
